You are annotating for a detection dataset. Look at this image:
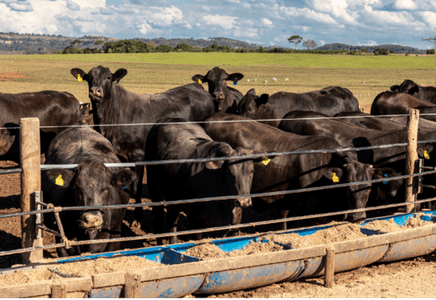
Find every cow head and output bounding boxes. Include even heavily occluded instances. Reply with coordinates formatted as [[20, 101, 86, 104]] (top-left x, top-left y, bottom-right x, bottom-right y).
[[325, 157, 401, 223], [390, 79, 420, 96], [369, 168, 403, 206], [238, 89, 269, 119], [192, 67, 244, 112], [79, 103, 94, 126], [45, 159, 136, 238], [194, 146, 254, 237], [71, 66, 127, 103]]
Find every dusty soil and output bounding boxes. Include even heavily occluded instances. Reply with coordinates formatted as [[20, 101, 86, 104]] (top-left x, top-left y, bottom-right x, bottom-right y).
[[1, 160, 436, 297], [0, 71, 27, 82]]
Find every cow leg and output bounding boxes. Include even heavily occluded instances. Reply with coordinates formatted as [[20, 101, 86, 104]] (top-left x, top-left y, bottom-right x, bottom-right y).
[[167, 208, 181, 244], [279, 209, 289, 230], [132, 165, 145, 228]]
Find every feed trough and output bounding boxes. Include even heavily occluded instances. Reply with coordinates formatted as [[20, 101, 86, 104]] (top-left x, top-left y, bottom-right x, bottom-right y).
[[1, 211, 436, 298]]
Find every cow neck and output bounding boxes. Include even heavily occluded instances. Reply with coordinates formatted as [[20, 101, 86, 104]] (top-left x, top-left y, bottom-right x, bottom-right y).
[[92, 84, 123, 138]]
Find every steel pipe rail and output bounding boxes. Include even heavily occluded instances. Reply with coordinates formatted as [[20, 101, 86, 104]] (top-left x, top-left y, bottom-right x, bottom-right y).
[[1, 169, 431, 221], [1, 196, 435, 258]]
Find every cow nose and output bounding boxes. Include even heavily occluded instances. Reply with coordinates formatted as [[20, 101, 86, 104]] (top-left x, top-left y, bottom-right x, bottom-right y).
[[213, 92, 224, 100], [81, 212, 103, 228], [236, 197, 252, 208], [90, 87, 103, 98]]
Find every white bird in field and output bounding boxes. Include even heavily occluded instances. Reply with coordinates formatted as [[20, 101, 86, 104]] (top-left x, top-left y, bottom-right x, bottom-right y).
[[272, 78, 277, 81], [254, 78, 257, 82], [246, 79, 250, 82], [264, 80, 267, 84], [285, 78, 289, 81], [256, 74, 259, 76]]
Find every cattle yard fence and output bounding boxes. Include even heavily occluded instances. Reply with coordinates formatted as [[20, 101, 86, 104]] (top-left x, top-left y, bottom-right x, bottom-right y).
[[0, 109, 435, 266]]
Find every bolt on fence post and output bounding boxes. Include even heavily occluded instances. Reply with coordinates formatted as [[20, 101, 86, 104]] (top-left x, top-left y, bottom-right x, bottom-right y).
[[405, 109, 419, 213], [20, 117, 43, 263]]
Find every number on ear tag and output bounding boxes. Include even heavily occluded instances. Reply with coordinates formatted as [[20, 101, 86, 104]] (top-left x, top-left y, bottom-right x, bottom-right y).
[[424, 150, 430, 160], [332, 172, 339, 183], [262, 156, 271, 166], [55, 174, 64, 186], [77, 74, 83, 82]]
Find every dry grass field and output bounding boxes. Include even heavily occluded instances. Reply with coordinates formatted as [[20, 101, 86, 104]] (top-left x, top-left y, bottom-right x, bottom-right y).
[[1, 52, 435, 107]]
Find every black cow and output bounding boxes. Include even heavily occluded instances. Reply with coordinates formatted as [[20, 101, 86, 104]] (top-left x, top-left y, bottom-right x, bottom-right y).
[[371, 91, 436, 122], [335, 111, 406, 131], [391, 79, 436, 104], [41, 125, 136, 257], [279, 111, 412, 214], [237, 87, 360, 127], [192, 67, 244, 113], [279, 110, 432, 169], [145, 118, 254, 244], [203, 113, 390, 228], [79, 102, 94, 127], [70, 66, 215, 225], [0, 91, 82, 162]]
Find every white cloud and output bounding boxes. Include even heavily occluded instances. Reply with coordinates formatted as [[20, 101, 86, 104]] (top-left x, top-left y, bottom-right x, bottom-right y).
[[201, 14, 238, 30], [394, 0, 417, 10], [261, 18, 273, 27], [280, 7, 339, 25], [69, 0, 105, 9], [419, 11, 436, 30]]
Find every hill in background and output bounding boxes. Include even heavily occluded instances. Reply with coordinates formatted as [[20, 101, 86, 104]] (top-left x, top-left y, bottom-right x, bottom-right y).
[[0, 32, 428, 54]]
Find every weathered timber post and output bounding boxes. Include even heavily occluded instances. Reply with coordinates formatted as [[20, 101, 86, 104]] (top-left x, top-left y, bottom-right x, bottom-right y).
[[324, 245, 335, 288], [405, 109, 420, 213], [20, 117, 43, 263]]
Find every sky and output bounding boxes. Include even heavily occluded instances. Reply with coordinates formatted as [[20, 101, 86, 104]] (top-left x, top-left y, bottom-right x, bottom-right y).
[[1, 0, 436, 49]]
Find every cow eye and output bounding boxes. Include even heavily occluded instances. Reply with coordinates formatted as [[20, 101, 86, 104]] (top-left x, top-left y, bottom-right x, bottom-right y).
[[106, 76, 111, 80]]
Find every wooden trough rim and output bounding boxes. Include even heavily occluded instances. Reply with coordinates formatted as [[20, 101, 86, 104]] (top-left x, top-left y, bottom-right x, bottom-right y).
[[0, 221, 436, 297]]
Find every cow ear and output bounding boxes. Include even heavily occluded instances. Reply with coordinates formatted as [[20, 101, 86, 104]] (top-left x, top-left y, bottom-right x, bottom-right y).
[[44, 169, 76, 188], [111, 169, 137, 190], [390, 85, 400, 92], [227, 73, 244, 82], [255, 94, 269, 107], [71, 68, 88, 82], [205, 160, 224, 170], [192, 74, 206, 84], [246, 88, 256, 96], [407, 84, 419, 95], [112, 68, 127, 83], [417, 144, 433, 160], [324, 168, 343, 182]]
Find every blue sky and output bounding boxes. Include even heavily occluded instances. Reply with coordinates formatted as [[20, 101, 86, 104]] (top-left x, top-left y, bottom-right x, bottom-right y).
[[0, 0, 436, 49]]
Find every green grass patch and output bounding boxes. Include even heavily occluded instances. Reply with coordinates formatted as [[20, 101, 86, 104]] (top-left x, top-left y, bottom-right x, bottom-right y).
[[2, 53, 434, 69], [0, 53, 435, 106]]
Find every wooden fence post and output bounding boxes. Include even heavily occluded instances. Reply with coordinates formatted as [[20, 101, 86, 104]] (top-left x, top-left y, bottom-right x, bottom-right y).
[[324, 245, 335, 288], [20, 117, 43, 264], [405, 109, 419, 213]]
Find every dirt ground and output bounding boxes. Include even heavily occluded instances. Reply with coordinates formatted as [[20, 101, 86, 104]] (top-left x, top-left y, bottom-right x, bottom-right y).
[[1, 161, 436, 298]]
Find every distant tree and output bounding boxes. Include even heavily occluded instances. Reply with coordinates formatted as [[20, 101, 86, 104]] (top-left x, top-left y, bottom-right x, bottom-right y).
[[287, 35, 303, 49], [71, 39, 82, 45], [94, 40, 103, 45], [361, 48, 368, 53], [427, 49, 435, 54], [155, 44, 176, 52], [176, 43, 194, 52], [373, 48, 389, 55], [303, 39, 318, 50]]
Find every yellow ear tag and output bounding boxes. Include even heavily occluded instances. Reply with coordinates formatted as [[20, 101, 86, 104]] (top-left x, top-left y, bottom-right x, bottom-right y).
[[262, 156, 271, 166], [55, 174, 64, 186], [198, 79, 202, 84], [77, 74, 83, 82], [332, 172, 339, 183], [424, 150, 430, 160]]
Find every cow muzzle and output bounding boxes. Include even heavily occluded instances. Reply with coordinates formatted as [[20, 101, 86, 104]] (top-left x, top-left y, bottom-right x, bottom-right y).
[[236, 197, 252, 208], [79, 210, 103, 232], [89, 88, 103, 101]]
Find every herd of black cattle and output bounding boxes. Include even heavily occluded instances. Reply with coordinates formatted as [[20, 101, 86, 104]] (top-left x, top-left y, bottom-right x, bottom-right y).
[[2, 66, 436, 257]]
